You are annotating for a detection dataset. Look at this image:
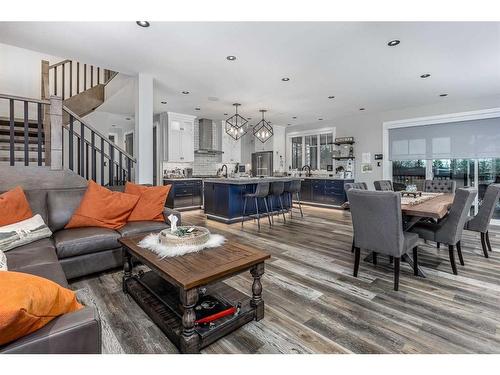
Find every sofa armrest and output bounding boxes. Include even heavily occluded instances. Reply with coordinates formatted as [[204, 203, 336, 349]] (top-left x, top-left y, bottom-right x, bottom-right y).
[[0, 306, 101, 354], [163, 208, 182, 226]]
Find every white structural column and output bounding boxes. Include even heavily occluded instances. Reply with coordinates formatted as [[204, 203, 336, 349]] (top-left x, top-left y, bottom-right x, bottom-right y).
[[134, 73, 154, 184]]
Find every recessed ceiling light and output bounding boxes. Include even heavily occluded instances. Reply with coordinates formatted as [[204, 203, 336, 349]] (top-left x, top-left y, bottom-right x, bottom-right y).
[[224, 113, 228, 116], [281, 77, 290, 82], [181, 91, 189, 94], [161, 101, 167, 104], [287, 123, 291, 126], [359, 108, 365, 111], [247, 117, 252, 120], [439, 93, 448, 97], [420, 73, 431, 79], [125, 117, 131, 121], [195, 107, 201, 110], [292, 116, 297, 119], [226, 55, 237, 61], [136, 21, 150, 28], [318, 118, 323, 121], [328, 96, 335, 99], [387, 39, 400, 47]]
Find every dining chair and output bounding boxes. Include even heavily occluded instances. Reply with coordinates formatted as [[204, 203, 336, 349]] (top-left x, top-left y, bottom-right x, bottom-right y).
[[345, 182, 368, 191], [347, 189, 420, 291], [410, 188, 477, 275], [464, 184, 500, 258], [374, 180, 393, 191], [423, 179, 456, 193]]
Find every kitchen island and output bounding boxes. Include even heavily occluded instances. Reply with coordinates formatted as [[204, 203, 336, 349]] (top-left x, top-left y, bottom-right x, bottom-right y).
[[203, 177, 300, 223]]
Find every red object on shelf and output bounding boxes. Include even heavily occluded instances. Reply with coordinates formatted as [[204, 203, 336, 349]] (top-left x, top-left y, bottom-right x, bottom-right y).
[[195, 306, 237, 324]]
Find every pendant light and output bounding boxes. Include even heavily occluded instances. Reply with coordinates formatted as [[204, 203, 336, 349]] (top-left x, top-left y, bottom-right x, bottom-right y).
[[225, 103, 248, 140], [253, 109, 273, 143]]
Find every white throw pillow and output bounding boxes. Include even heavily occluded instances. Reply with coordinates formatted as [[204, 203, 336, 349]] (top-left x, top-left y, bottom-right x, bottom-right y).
[[0, 249, 7, 271], [0, 214, 52, 252]]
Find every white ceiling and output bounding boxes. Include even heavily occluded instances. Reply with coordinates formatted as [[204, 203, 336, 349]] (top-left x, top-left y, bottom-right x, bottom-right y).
[[1, 22, 500, 127]]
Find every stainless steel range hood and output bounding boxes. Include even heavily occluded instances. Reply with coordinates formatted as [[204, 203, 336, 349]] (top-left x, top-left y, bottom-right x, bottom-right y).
[[195, 118, 223, 155]]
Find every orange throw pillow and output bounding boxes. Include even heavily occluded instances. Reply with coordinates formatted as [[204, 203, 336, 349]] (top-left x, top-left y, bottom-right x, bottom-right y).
[[0, 271, 83, 346], [125, 182, 171, 222], [0, 186, 33, 227], [65, 180, 139, 230]]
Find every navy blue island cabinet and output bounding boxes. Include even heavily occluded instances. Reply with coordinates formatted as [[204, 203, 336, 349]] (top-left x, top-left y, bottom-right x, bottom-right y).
[[203, 178, 296, 223], [299, 178, 354, 207]]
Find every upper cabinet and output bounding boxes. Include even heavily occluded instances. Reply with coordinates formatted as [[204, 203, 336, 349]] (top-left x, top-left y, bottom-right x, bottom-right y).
[[221, 121, 241, 163], [163, 112, 195, 163]]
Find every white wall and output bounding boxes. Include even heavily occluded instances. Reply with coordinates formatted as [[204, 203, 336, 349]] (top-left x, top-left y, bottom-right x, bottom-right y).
[[286, 94, 500, 188]]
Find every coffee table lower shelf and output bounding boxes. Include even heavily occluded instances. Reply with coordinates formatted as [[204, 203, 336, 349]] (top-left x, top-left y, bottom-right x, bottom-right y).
[[124, 271, 255, 353]]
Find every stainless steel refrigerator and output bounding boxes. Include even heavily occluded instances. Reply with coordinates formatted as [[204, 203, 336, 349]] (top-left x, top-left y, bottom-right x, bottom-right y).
[[251, 151, 273, 177]]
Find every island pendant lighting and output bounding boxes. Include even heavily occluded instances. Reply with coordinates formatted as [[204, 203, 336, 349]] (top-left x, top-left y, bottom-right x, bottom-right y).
[[225, 103, 249, 140], [253, 109, 273, 143]]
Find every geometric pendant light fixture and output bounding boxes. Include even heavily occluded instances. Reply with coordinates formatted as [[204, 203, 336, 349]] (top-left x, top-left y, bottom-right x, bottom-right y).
[[253, 109, 273, 143], [225, 103, 249, 140]]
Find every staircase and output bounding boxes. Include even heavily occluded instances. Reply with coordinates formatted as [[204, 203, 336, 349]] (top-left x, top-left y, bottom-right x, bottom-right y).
[[0, 58, 135, 186]]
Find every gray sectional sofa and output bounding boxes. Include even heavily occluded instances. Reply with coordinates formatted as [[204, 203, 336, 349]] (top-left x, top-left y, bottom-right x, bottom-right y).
[[0, 185, 180, 354]]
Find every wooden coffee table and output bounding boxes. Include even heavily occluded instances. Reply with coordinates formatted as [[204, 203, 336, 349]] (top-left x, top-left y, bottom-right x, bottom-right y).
[[119, 233, 271, 353]]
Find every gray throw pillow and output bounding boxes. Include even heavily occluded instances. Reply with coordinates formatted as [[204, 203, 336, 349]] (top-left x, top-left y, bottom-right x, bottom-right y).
[[0, 214, 52, 252]]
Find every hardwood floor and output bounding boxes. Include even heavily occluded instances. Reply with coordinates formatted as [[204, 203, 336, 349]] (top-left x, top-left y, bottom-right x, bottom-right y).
[[70, 206, 500, 354]]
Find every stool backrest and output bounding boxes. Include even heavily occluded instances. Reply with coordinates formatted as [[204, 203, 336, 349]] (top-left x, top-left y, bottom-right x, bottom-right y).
[[254, 182, 270, 197], [271, 181, 285, 195], [287, 179, 302, 193]]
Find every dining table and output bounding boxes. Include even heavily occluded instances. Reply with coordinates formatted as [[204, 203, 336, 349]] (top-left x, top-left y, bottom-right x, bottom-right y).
[[363, 192, 455, 278]]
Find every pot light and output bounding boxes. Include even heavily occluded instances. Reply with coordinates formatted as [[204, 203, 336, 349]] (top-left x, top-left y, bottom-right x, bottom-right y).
[[439, 93, 448, 97], [359, 108, 365, 111], [195, 107, 201, 110], [226, 56, 237, 61], [420, 73, 431, 79], [387, 39, 400, 47], [292, 116, 297, 119], [136, 21, 150, 28], [224, 113, 228, 116], [247, 117, 252, 120], [161, 101, 167, 104], [181, 91, 189, 94], [328, 96, 335, 99], [318, 118, 323, 121], [281, 77, 290, 81]]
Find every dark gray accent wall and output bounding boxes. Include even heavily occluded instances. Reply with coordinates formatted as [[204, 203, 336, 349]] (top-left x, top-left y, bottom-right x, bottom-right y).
[[0, 166, 87, 192]]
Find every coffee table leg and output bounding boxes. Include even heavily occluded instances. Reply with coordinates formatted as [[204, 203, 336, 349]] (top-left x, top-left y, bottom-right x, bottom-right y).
[[179, 288, 200, 354], [122, 247, 133, 293], [250, 263, 265, 321]]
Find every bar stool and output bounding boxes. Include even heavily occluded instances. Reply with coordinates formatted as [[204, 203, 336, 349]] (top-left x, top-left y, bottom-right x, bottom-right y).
[[269, 181, 287, 224], [285, 179, 303, 218], [242, 182, 272, 230]]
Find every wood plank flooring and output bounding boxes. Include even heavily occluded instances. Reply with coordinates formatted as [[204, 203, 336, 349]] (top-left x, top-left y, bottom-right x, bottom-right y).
[[70, 206, 500, 354]]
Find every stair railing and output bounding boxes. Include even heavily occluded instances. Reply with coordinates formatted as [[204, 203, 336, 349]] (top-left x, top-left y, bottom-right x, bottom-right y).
[[62, 106, 136, 186], [0, 93, 50, 167], [46, 59, 117, 101]]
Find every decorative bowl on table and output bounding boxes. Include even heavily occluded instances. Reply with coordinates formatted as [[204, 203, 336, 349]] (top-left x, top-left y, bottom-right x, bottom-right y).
[[159, 226, 211, 247]]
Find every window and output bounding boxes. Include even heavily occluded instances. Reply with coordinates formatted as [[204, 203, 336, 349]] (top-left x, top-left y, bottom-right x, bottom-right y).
[[478, 158, 500, 220], [432, 159, 475, 189], [320, 133, 334, 170], [291, 136, 302, 170], [305, 135, 318, 170], [392, 160, 426, 189]]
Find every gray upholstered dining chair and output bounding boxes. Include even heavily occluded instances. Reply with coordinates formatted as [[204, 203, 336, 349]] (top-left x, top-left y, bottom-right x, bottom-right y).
[[410, 188, 477, 275], [423, 179, 456, 193], [374, 180, 393, 191], [464, 184, 500, 258], [345, 182, 368, 191], [347, 189, 420, 291]]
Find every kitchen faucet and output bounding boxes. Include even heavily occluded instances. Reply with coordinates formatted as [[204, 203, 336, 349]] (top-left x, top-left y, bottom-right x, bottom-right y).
[[302, 165, 312, 177], [221, 164, 228, 178]]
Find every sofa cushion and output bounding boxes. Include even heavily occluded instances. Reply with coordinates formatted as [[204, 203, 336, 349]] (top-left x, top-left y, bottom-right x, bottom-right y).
[[125, 182, 172, 222], [0, 186, 33, 227], [0, 214, 53, 252], [54, 227, 121, 259], [117, 221, 169, 237], [0, 271, 82, 346], [13, 262, 69, 288], [24, 190, 49, 224], [5, 239, 57, 270], [47, 188, 86, 232]]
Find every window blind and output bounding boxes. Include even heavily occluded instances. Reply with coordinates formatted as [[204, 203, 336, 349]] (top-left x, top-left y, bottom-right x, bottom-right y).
[[389, 117, 500, 161]]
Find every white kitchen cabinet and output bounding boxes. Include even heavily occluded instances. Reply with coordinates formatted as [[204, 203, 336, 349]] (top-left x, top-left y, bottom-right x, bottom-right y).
[[221, 121, 241, 163], [163, 112, 195, 162]]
